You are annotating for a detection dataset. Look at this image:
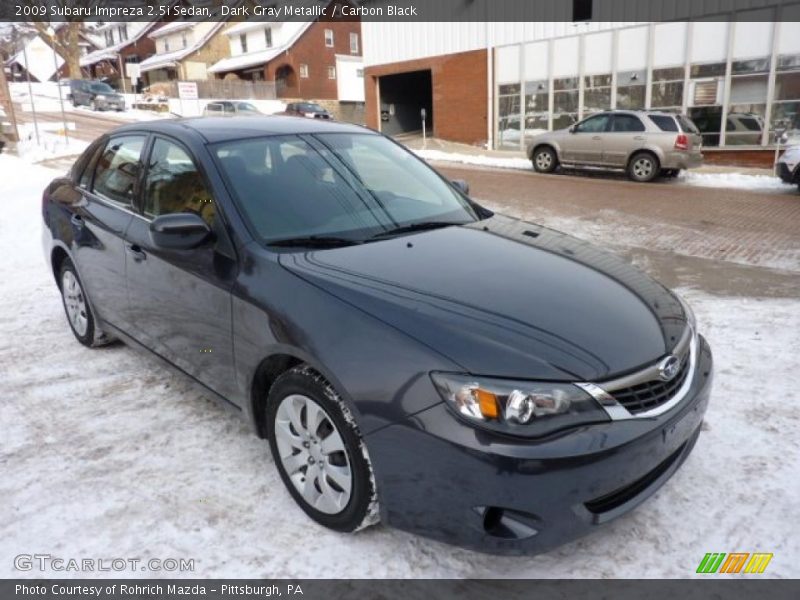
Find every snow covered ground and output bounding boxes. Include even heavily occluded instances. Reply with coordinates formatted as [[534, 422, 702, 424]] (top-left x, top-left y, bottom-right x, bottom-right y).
[[0, 154, 798, 578], [413, 148, 797, 193]]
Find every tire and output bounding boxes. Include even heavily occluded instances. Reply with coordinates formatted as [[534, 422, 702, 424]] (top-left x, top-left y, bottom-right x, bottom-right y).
[[628, 152, 660, 183], [91, 99, 100, 111], [59, 259, 96, 346], [660, 168, 680, 178], [532, 146, 558, 173], [266, 365, 378, 532]]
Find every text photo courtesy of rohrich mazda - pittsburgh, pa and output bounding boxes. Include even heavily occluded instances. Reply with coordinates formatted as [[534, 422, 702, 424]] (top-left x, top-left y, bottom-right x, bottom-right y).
[[1, 1, 799, 597]]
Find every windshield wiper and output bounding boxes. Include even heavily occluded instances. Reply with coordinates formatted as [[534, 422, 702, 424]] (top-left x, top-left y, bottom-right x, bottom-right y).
[[370, 221, 462, 240], [267, 235, 361, 248]]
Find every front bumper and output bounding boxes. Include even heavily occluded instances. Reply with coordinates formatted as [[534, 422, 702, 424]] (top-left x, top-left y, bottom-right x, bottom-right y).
[[95, 97, 125, 110], [663, 150, 704, 170], [366, 335, 713, 555]]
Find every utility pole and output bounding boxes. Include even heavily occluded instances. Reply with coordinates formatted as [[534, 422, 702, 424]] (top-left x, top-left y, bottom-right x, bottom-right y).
[[0, 61, 19, 143], [48, 26, 69, 147], [22, 43, 40, 145]]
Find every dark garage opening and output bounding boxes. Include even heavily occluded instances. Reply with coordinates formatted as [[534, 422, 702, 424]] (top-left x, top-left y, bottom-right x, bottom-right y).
[[378, 70, 433, 137]]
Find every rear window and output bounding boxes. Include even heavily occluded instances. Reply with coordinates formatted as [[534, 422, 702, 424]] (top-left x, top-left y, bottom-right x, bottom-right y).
[[648, 115, 679, 132], [676, 115, 700, 134]]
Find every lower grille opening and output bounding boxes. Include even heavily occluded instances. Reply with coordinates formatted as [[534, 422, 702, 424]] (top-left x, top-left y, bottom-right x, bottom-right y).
[[584, 441, 687, 514]]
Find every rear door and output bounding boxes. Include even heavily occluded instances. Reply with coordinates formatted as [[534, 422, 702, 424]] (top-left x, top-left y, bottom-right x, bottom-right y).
[[71, 134, 146, 333], [124, 135, 239, 399], [561, 114, 610, 164], [603, 114, 647, 166]]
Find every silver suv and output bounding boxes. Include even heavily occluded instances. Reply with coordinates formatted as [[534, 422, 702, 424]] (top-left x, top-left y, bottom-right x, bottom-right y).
[[527, 110, 703, 182]]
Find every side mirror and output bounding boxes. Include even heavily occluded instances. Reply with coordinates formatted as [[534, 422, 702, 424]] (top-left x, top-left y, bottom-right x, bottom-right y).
[[149, 213, 211, 250], [451, 179, 470, 195], [568, 125, 577, 134]]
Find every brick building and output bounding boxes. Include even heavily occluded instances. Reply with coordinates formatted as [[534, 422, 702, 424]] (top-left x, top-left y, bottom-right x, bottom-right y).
[[209, 5, 364, 118], [362, 0, 800, 163], [139, 21, 230, 84]]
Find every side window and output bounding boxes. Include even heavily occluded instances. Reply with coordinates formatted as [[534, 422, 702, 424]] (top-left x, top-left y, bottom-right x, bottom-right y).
[[649, 115, 679, 132], [92, 135, 145, 206], [575, 114, 609, 133], [77, 141, 104, 188], [143, 138, 216, 226], [612, 115, 646, 132]]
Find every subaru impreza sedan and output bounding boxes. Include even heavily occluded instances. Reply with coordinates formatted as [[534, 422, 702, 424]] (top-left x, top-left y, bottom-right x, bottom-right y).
[[41, 117, 713, 554]]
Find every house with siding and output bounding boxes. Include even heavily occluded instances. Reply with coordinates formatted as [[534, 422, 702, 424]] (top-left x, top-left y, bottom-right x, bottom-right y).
[[80, 22, 160, 91], [138, 21, 230, 84]]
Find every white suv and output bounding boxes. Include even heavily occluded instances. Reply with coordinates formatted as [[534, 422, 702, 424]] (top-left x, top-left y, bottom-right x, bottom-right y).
[[776, 144, 800, 192]]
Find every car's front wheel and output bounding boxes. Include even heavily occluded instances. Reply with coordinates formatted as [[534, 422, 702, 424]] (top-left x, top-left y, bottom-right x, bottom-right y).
[[266, 365, 378, 532], [628, 152, 660, 182], [532, 146, 558, 173]]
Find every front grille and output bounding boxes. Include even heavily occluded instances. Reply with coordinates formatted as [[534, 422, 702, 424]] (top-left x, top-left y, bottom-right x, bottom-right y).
[[611, 355, 690, 415]]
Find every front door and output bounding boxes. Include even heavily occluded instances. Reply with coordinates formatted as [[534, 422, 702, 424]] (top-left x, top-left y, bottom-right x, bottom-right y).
[[124, 135, 238, 400], [560, 113, 610, 164]]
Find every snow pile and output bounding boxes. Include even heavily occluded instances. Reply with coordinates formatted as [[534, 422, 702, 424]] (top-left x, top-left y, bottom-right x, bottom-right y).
[[15, 124, 88, 162], [679, 171, 795, 192], [0, 153, 797, 578], [414, 148, 533, 171], [413, 147, 795, 193]]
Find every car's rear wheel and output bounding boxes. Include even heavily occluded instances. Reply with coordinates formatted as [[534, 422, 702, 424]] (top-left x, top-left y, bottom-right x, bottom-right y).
[[266, 365, 378, 532], [532, 146, 558, 173], [59, 259, 95, 346], [661, 168, 680, 178], [628, 152, 660, 182]]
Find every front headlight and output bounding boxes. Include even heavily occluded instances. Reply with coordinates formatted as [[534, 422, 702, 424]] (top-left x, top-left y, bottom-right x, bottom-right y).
[[431, 373, 609, 438]]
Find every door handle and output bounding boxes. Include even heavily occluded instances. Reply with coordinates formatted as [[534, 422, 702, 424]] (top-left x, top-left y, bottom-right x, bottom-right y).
[[633, 136, 646, 140], [70, 214, 84, 228], [126, 244, 147, 262], [592, 136, 602, 140]]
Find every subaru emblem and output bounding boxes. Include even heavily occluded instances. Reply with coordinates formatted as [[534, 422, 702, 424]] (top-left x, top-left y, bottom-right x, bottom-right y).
[[658, 355, 681, 381]]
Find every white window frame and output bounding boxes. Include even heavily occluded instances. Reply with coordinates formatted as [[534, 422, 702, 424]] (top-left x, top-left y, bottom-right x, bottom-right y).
[[265, 28, 272, 48], [299, 64, 309, 78], [327, 66, 336, 79], [240, 34, 248, 54], [349, 32, 359, 54], [324, 29, 334, 48]]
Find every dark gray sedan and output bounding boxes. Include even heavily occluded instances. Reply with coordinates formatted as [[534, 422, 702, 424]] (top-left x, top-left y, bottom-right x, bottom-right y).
[[41, 117, 713, 554]]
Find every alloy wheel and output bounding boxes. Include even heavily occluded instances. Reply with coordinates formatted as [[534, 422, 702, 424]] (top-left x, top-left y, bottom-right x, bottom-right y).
[[62, 270, 88, 337], [633, 157, 654, 180], [274, 394, 353, 515], [535, 151, 552, 170]]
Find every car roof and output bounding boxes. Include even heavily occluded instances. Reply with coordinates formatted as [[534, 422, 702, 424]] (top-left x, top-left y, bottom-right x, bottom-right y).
[[112, 115, 373, 144]]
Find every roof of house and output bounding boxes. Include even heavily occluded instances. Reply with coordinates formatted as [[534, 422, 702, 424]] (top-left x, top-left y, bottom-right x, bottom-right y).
[[80, 22, 158, 67], [208, 22, 312, 74], [139, 22, 227, 73]]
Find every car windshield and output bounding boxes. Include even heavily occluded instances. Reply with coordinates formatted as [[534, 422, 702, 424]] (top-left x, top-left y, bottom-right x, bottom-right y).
[[90, 83, 114, 93], [213, 133, 479, 244], [298, 103, 324, 113]]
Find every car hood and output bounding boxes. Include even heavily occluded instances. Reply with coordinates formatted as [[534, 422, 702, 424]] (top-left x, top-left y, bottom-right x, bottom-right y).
[[279, 215, 687, 381]]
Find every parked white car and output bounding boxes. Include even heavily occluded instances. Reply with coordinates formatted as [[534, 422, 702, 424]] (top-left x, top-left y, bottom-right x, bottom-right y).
[[776, 144, 800, 192]]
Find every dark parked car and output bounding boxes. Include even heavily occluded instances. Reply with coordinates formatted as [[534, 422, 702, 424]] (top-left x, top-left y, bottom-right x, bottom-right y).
[[67, 79, 125, 111], [42, 117, 713, 554], [283, 101, 333, 119]]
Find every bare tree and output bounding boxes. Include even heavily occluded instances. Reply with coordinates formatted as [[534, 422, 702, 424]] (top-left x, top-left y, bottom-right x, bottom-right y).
[[19, 1, 87, 79]]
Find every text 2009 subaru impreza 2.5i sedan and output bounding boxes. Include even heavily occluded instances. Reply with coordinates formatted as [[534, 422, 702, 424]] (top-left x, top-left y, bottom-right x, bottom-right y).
[[41, 117, 713, 555]]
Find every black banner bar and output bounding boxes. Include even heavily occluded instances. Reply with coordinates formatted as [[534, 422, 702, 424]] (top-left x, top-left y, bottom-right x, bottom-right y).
[[1, 0, 798, 23], [2, 580, 800, 600]]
